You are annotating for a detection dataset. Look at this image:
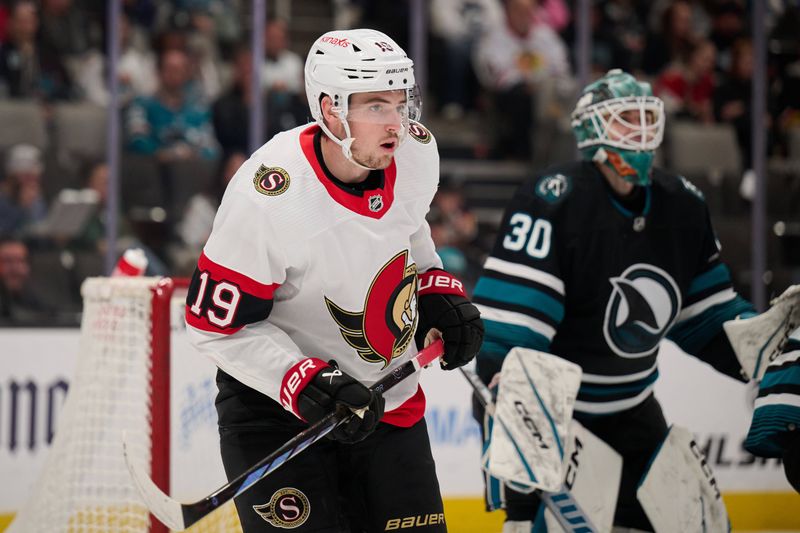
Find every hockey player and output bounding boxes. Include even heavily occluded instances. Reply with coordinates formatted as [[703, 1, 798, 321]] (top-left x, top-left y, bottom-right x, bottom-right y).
[[745, 325, 800, 494], [185, 29, 483, 532], [472, 69, 761, 530]]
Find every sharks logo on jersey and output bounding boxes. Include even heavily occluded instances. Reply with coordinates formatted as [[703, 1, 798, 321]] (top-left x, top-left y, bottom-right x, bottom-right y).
[[325, 251, 418, 368], [603, 264, 681, 358]]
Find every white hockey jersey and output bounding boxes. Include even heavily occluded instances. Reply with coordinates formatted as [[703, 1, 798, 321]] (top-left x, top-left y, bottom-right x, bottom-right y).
[[185, 122, 442, 426]]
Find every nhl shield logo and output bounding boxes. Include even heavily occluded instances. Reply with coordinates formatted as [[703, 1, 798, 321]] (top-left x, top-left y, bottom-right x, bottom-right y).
[[368, 194, 384, 212], [253, 487, 310, 529], [325, 250, 418, 368]]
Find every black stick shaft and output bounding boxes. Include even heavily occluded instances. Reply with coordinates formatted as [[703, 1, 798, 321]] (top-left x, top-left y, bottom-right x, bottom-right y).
[[180, 343, 443, 528]]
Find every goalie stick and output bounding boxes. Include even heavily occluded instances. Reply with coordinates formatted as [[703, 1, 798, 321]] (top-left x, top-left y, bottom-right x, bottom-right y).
[[460, 366, 600, 533], [124, 339, 445, 531]]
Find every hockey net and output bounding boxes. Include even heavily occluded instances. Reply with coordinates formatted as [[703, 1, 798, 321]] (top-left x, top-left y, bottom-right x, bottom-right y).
[[8, 277, 241, 533]]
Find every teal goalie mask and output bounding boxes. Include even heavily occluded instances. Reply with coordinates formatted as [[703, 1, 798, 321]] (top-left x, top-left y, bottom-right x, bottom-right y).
[[571, 69, 665, 186]]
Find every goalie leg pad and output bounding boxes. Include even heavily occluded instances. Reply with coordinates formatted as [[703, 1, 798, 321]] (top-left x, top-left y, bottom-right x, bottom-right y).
[[637, 425, 729, 533], [487, 347, 582, 492]]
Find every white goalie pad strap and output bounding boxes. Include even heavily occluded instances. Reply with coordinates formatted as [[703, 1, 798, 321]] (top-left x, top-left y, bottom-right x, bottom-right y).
[[723, 284, 800, 381], [488, 347, 582, 492], [637, 426, 729, 533]]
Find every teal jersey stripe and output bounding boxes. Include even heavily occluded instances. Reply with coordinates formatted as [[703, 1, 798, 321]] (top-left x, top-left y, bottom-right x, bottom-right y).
[[745, 404, 800, 456], [668, 295, 754, 354], [480, 319, 552, 359], [474, 277, 564, 323], [579, 369, 659, 396], [761, 365, 800, 389], [688, 263, 731, 296]]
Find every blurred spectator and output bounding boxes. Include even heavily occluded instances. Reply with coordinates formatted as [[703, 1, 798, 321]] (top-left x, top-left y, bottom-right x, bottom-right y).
[[176, 150, 244, 250], [262, 18, 309, 136], [430, 184, 478, 249], [213, 44, 254, 155], [428, 184, 480, 289], [714, 38, 754, 168], [0, 236, 51, 324], [473, 0, 572, 159], [39, 0, 99, 58], [213, 37, 307, 154], [0, 0, 73, 100], [647, 0, 711, 41], [122, 0, 158, 30], [593, 0, 647, 73], [533, 0, 570, 32], [164, 0, 241, 57], [656, 39, 716, 123], [76, 12, 158, 106], [66, 161, 131, 254], [0, 1, 9, 43], [709, 1, 746, 73], [429, 0, 502, 119], [0, 144, 47, 235], [769, 5, 800, 153], [642, 0, 698, 76], [262, 18, 303, 96], [124, 47, 220, 161]]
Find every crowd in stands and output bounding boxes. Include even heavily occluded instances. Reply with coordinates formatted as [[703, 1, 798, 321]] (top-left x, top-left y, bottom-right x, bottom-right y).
[[0, 0, 798, 325]]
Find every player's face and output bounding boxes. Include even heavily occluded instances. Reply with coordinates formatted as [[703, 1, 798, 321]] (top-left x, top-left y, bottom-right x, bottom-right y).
[[606, 109, 658, 145], [347, 90, 408, 170]]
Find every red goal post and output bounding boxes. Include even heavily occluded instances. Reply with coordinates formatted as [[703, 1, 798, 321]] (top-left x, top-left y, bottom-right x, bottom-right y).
[[7, 276, 240, 533]]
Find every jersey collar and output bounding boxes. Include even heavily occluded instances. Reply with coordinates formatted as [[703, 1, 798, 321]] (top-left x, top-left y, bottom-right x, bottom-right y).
[[299, 124, 396, 219]]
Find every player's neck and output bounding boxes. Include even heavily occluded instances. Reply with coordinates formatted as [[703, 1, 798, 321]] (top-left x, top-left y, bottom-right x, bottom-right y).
[[596, 163, 635, 197], [320, 133, 370, 184]]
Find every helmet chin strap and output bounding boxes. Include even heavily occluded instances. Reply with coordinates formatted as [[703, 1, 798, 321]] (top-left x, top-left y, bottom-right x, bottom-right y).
[[318, 117, 377, 172]]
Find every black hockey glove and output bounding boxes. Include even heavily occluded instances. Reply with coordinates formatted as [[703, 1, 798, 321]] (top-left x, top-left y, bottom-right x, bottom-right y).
[[416, 269, 484, 370], [280, 358, 384, 444]]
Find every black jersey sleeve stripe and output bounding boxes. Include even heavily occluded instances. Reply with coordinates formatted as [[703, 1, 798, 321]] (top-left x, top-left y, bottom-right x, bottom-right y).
[[185, 253, 278, 334]]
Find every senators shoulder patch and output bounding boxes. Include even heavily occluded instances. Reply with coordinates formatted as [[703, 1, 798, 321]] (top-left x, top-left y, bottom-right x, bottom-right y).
[[534, 173, 572, 203], [254, 165, 291, 196], [408, 121, 432, 144]]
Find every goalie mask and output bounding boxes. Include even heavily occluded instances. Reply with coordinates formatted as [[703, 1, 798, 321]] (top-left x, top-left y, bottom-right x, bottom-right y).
[[571, 69, 664, 186], [305, 29, 422, 170]]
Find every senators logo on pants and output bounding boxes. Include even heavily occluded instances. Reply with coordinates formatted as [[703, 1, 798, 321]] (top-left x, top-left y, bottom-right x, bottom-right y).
[[326, 250, 418, 368], [253, 487, 310, 528]]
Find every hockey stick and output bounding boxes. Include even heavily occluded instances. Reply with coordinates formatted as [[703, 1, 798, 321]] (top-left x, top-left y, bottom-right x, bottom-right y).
[[124, 339, 444, 531], [460, 366, 600, 533]]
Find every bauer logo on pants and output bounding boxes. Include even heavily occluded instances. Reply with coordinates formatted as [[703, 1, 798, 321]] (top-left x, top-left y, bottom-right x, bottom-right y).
[[253, 487, 310, 528]]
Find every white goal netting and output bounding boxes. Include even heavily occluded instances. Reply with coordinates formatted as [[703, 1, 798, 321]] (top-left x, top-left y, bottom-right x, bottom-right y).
[[8, 277, 240, 533]]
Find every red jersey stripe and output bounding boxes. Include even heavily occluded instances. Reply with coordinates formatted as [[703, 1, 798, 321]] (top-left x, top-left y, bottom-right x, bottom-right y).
[[198, 251, 280, 300]]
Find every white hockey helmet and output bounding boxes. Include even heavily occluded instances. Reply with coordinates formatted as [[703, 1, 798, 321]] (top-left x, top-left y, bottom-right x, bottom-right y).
[[305, 29, 421, 168]]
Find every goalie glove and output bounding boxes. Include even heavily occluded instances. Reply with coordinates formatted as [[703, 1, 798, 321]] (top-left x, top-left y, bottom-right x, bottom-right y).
[[724, 284, 800, 381], [416, 269, 484, 370], [280, 358, 385, 443]]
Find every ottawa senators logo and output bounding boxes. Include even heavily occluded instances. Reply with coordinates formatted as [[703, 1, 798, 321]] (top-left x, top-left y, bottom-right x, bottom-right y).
[[325, 251, 418, 368], [408, 122, 431, 144], [253, 165, 290, 196], [253, 487, 310, 528]]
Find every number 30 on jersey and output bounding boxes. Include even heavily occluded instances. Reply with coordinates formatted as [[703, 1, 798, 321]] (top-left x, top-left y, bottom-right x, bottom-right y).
[[502, 213, 552, 259]]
